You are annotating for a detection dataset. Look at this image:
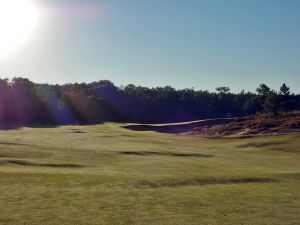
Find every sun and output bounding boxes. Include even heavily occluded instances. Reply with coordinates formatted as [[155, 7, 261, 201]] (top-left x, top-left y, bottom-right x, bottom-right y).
[[0, 0, 39, 59]]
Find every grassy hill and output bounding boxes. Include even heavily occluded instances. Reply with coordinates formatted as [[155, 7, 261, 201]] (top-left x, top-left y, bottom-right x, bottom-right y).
[[0, 124, 300, 224]]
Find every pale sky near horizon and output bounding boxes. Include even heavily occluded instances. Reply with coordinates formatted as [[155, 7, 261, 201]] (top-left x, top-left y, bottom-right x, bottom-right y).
[[0, 0, 299, 93]]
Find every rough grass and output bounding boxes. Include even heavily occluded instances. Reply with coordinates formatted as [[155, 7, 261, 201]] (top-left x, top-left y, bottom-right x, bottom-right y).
[[0, 124, 299, 225], [186, 111, 300, 137]]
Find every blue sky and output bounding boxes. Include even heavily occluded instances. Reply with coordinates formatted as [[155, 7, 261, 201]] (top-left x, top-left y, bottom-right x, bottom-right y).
[[1, 0, 300, 92]]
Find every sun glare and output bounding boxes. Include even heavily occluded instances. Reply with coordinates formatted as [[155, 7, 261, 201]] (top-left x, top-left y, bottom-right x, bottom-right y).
[[0, 0, 39, 59]]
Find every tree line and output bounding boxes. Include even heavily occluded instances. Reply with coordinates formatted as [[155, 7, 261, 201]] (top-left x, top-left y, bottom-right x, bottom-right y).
[[0, 77, 299, 127]]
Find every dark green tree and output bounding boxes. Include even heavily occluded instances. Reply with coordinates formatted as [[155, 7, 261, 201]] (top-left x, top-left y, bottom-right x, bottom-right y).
[[256, 84, 271, 96], [264, 90, 279, 114], [279, 83, 291, 112]]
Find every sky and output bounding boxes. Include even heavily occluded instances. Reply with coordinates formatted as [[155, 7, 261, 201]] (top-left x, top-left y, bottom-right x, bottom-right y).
[[0, 0, 299, 93]]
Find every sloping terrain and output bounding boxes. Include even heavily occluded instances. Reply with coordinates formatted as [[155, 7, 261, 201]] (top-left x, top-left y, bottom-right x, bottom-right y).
[[123, 118, 235, 133], [189, 111, 300, 137], [0, 124, 299, 224], [124, 111, 300, 137]]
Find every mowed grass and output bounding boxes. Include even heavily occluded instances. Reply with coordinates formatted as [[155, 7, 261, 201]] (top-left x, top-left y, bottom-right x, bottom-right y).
[[0, 124, 299, 225]]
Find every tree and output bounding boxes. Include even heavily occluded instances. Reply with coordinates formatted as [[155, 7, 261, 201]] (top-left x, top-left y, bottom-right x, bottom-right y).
[[215, 87, 231, 116], [264, 91, 279, 114], [279, 83, 291, 112], [256, 84, 270, 96], [0, 77, 299, 126], [280, 83, 290, 96], [0, 78, 11, 125], [254, 84, 272, 113], [216, 87, 230, 94]]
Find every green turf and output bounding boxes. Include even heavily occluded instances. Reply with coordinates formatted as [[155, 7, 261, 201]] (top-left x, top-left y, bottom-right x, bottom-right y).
[[0, 124, 299, 225]]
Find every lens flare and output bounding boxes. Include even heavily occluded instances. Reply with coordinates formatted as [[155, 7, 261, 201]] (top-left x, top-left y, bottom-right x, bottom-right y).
[[0, 0, 39, 59]]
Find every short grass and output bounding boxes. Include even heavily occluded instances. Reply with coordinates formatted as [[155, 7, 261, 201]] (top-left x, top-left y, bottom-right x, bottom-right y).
[[0, 124, 299, 225]]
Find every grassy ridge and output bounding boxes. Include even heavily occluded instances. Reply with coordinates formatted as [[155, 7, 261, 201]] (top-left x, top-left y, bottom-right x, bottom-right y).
[[0, 124, 300, 225], [123, 118, 235, 133], [124, 111, 300, 136]]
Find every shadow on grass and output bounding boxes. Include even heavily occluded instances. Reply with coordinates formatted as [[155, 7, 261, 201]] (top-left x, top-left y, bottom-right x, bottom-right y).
[[0, 122, 105, 131], [67, 129, 88, 134], [2, 160, 82, 168], [238, 141, 287, 148], [138, 177, 278, 188], [119, 151, 214, 158], [0, 142, 32, 146], [122, 118, 235, 134], [274, 172, 300, 180], [0, 124, 59, 131], [238, 141, 300, 153]]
